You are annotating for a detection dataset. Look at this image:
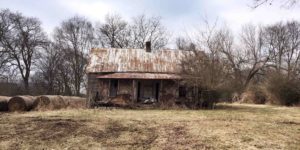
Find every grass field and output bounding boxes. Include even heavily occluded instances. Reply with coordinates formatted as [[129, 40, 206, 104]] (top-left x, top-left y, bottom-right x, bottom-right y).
[[0, 103, 299, 150]]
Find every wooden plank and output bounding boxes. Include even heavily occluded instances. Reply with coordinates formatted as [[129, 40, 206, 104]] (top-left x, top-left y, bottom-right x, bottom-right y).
[[132, 80, 137, 102]]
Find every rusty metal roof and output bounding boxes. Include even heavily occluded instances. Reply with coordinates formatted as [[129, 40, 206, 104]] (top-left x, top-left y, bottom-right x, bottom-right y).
[[97, 73, 182, 79], [87, 48, 191, 73]]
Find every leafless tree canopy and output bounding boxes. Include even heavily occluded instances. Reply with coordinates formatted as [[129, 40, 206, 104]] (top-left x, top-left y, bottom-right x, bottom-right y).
[[178, 19, 300, 105], [52, 16, 95, 96], [0, 9, 47, 93], [130, 15, 168, 49], [96, 14, 168, 50], [1, 7, 300, 106], [252, 0, 299, 8], [96, 14, 129, 48], [0, 9, 170, 96]]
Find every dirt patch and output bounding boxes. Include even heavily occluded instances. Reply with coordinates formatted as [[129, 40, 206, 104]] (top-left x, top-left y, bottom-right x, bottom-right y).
[[277, 121, 300, 125], [162, 124, 193, 149], [0, 104, 299, 149], [0, 117, 88, 150], [86, 120, 158, 149], [32, 118, 86, 140]]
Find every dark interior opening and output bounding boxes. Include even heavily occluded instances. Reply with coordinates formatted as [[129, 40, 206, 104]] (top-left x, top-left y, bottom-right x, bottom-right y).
[[179, 86, 187, 98], [137, 80, 160, 102], [155, 82, 160, 101], [109, 79, 118, 97], [137, 81, 141, 102]]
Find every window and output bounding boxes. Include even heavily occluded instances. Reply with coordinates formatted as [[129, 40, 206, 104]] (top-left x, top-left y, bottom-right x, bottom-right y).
[[179, 86, 187, 98], [109, 79, 118, 97]]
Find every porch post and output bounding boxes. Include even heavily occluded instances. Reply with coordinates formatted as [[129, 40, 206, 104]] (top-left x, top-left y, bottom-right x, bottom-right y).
[[159, 80, 163, 102], [132, 79, 137, 102]]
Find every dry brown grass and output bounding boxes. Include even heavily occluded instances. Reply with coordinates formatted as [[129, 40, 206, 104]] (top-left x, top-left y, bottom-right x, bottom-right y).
[[0, 103, 299, 149]]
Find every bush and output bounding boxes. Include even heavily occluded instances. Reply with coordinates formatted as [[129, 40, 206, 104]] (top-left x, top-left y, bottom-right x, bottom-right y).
[[240, 85, 267, 104], [265, 74, 300, 106]]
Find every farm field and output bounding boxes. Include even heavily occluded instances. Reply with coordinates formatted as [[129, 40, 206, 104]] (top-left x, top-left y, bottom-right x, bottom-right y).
[[0, 103, 299, 150]]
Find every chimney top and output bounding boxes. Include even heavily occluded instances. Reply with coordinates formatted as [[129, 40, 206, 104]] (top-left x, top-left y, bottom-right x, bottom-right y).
[[145, 41, 151, 52]]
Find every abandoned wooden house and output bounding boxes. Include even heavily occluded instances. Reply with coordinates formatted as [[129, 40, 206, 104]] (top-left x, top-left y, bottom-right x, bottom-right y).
[[86, 42, 193, 107]]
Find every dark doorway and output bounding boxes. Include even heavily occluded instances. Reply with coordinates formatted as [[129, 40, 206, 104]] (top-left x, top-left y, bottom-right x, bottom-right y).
[[179, 86, 187, 98], [137, 80, 160, 102], [137, 81, 141, 102], [109, 79, 118, 97], [155, 82, 160, 101]]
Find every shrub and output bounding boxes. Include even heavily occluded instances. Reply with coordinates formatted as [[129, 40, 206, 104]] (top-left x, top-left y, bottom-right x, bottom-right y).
[[264, 74, 300, 106], [241, 85, 267, 104]]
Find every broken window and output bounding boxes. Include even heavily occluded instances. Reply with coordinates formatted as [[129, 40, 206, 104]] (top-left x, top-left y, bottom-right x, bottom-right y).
[[109, 79, 118, 97]]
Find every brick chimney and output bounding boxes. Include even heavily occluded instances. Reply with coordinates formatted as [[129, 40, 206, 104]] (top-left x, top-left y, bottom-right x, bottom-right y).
[[145, 41, 151, 52]]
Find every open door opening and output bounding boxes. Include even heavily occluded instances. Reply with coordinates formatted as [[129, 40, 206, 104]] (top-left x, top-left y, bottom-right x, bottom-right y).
[[155, 82, 160, 101], [137, 81, 141, 102], [137, 80, 160, 103], [109, 79, 118, 97]]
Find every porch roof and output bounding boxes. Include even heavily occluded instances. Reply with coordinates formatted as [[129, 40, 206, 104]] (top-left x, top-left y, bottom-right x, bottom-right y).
[[96, 73, 182, 79]]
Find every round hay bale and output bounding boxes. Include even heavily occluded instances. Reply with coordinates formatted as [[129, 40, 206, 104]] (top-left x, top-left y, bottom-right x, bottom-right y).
[[8, 96, 35, 111], [0, 96, 11, 111], [61, 96, 86, 109], [33, 95, 66, 111]]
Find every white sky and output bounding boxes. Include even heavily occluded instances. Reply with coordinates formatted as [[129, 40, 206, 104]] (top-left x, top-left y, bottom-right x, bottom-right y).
[[1, 0, 300, 47]]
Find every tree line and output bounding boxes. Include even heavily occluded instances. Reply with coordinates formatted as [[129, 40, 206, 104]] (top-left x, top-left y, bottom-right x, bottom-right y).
[[180, 20, 300, 106], [0, 9, 168, 96], [0, 8, 300, 105]]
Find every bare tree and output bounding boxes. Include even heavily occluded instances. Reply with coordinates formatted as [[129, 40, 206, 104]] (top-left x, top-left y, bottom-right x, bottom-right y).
[[261, 21, 300, 78], [180, 20, 232, 90], [263, 22, 289, 73], [175, 37, 196, 51], [240, 24, 271, 87], [130, 15, 168, 49], [284, 21, 300, 78], [0, 9, 47, 93], [96, 14, 130, 48], [53, 16, 95, 96], [36, 43, 62, 94], [192, 20, 235, 90], [252, 0, 299, 8], [214, 28, 245, 88], [180, 20, 273, 97]]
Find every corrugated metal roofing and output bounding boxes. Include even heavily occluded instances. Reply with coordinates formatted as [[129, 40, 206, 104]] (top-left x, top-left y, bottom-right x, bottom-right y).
[[86, 48, 191, 73], [96, 73, 182, 79]]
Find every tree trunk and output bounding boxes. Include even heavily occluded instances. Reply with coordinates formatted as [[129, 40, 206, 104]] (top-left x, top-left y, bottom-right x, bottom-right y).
[[24, 78, 30, 94]]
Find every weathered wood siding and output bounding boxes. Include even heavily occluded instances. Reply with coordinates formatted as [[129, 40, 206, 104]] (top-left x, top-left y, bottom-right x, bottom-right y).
[[87, 74, 180, 107]]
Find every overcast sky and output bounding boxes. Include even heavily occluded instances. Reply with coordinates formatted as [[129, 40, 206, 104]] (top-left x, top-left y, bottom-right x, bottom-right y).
[[1, 0, 299, 45]]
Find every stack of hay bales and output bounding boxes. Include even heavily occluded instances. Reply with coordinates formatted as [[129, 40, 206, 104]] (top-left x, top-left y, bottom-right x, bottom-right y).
[[2, 95, 86, 112], [8, 96, 35, 111], [33, 95, 86, 111], [0, 96, 11, 111], [33, 95, 66, 111]]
